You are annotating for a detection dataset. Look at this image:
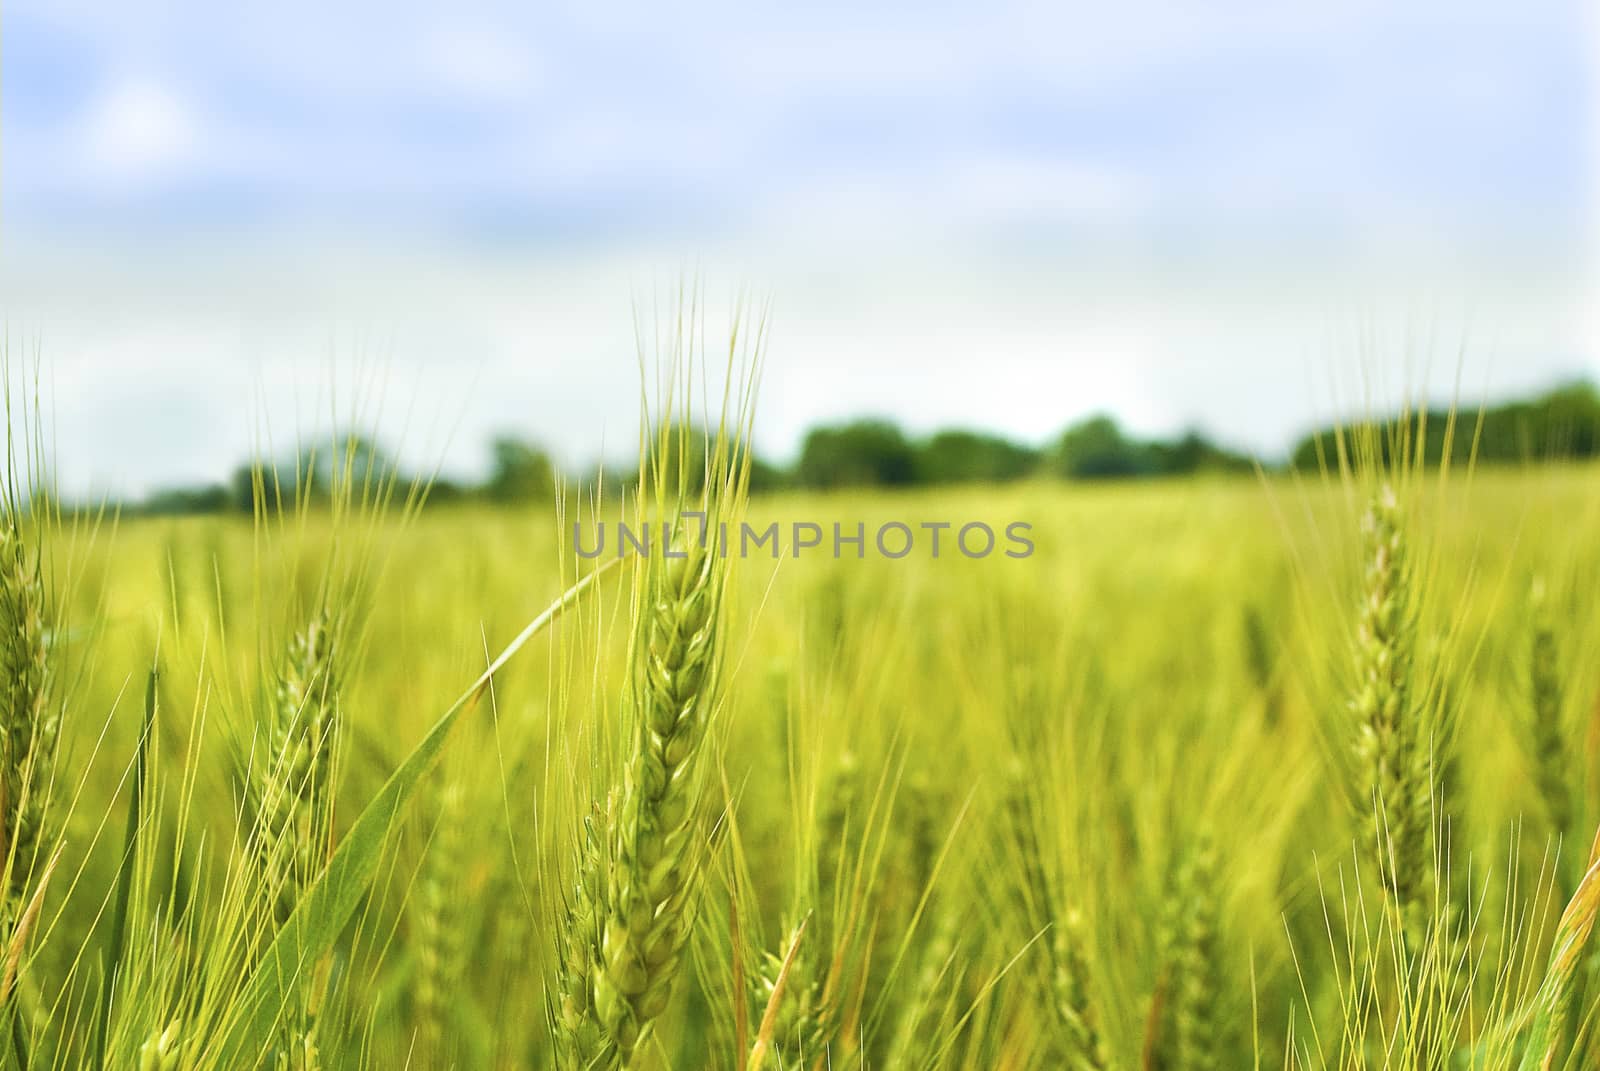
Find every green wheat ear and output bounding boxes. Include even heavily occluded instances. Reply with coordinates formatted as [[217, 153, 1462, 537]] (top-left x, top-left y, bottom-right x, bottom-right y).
[[592, 523, 728, 1059], [1526, 577, 1571, 844], [248, 610, 342, 926], [1001, 755, 1107, 1070], [752, 752, 865, 1068], [884, 906, 961, 1071], [555, 525, 732, 1070], [415, 779, 467, 1062], [1517, 829, 1600, 1070], [751, 917, 823, 1065], [556, 377, 756, 1067], [1162, 833, 1219, 1071], [554, 789, 616, 1068], [0, 517, 56, 928], [137, 1021, 182, 1071], [1350, 483, 1428, 942], [240, 609, 343, 1070]]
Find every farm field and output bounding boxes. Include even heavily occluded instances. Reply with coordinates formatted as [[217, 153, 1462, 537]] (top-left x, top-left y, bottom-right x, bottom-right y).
[[5, 433, 1600, 1068], [3, 0, 1588, 1066]]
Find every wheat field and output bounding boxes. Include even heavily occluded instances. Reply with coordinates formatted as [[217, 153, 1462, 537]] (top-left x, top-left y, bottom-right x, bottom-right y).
[[2, 352, 1600, 1070]]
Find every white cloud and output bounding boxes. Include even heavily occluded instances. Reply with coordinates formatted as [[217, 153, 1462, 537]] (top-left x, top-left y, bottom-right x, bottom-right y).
[[73, 75, 202, 185]]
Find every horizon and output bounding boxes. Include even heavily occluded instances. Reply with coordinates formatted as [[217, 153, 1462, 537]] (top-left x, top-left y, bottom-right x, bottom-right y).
[[31, 371, 1600, 504]]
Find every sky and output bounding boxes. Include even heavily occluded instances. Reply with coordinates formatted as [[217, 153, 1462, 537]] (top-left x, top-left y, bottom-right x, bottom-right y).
[[1, 1, 1595, 496]]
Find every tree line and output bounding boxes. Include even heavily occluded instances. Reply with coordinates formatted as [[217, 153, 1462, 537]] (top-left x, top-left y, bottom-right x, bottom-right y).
[[108, 378, 1600, 515], [1288, 379, 1600, 471]]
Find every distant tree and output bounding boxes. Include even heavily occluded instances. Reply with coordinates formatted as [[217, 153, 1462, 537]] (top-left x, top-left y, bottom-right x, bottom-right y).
[[915, 430, 1039, 484], [1145, 430, 1254, 476], [641, 423, 786, 495], [24, 482, 61, 521], [321, 433, 393, 492], [642, 424, 708, 494], [747, 456, 789, 494], [797, 420, 917, 489], [423, 478, 469, 506], [230, 461, 268, 513], [485, 437, 556, 504], [1050, 414, 1150, 479], [1542, 380, 1600, 454], [1290, 380, 1600, 471], [1484, 380, 1600, 460], [141, 484, 231, 515], [568, 466, 630, 505], [225, 432, 402, 513]]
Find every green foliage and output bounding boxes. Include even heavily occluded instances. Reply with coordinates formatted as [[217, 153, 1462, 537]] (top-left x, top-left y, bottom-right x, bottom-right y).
[[797, 419, 919, 489], [1050, 416, 1252, 479], [484, 437, 556, 504], [1145, 430, 1255, 476], [1050, 414, 1151, 479], [1291, 379, 1600, 471], [914, 429, 1040, 484]]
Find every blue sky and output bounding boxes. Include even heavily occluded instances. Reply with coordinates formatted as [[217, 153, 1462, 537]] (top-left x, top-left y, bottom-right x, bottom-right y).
[[2, 1, 1594, 494]]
